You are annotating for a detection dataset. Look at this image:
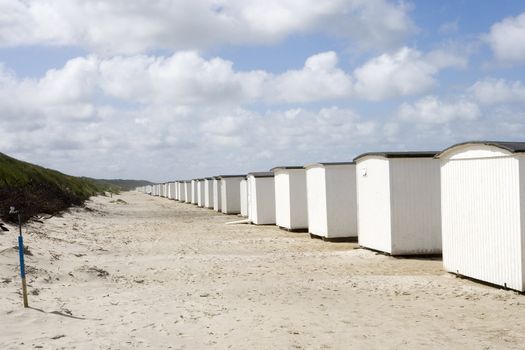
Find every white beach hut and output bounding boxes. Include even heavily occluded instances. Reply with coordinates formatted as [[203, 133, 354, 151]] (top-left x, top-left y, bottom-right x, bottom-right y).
[[240, 178, 248, 217], [213, 177, 222, 212], [354, 152, 441, 255], [247, 172, 275, 225], [437, 141, 525, 291], [168, 182, 176, 200], [204, 178, 214, 209], [191, 180, 198, 204], [154, 184, 159, 196], [177, 182, 184, 201], [161, 183, 167, 198], [271, 166, 308, 231], [197, 179, 205, 207], [219, 175, 245, 214], [184, 181, 191, 203], [174, 182, 180, 201], [305, 163, 357, 240], [146, 185, 152, 195]]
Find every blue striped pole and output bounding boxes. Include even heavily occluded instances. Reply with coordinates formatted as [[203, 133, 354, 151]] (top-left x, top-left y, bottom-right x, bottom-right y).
[[12, 208, 29, 308], [18, 233, 28, 307]]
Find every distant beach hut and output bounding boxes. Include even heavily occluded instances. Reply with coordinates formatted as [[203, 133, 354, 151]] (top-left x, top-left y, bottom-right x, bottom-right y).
[[240, 178, 248, 217], [184, 181, 191, 203], [154, 184, 159, 196], [247, 172, 275, 225], [191, 180, 198, 204], [197, 179, 205, 207], [179, 181, 185, 202], [305, 162, 357, 240], [146, 185, 152, 195], [354, 151, 441, 255], [271, 166, 308, 231], [204, 178, 214, 209], [175, 182, 181, 201], [213, 177, 222, 212], [219, 175, 245, 214], [167, 182, 174, 199], [437, 141, 525, 291]]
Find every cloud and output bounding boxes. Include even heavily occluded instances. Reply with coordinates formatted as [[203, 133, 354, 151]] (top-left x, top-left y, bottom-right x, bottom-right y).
[[264, 51, 353, 103], [468, 78, 525, 105], [0, 0, 415, 54], [398, 95, 481, 124], [487, 12, 525, 64], [353, 47, 466, 100], [98, 52, 267, 106]]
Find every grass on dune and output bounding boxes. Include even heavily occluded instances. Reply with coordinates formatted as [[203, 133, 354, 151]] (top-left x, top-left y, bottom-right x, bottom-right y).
[[0, 152, 119, 223]]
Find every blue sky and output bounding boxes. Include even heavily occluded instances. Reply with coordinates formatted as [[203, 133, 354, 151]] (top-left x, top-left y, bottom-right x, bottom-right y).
[[0, 0, 524, 181]]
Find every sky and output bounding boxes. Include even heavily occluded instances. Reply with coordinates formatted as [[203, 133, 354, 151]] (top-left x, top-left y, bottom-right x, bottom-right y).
[[0, 0, 524, 182]]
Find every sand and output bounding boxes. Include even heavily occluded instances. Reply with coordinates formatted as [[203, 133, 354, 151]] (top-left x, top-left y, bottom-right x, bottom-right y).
[[0, 191, 524, 349]]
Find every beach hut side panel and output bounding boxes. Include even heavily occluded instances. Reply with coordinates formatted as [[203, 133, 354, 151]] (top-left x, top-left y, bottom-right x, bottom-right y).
[[356, 158, 392, 252], [250, 177, 276, 225], [274, 172, 292, 228], [289, 170, 308, 229], [213, 179, 222, 211], [518, 155, 525, 291], [442, 153, 523, 291], [222, 178, 242, 214], [325, 165, 357, 238], [184, 182, 190, 203], [197, 181, 205, 207], [204, 179, 214, 208], [306, 167, 328, 236], [168, 182, 176, 199], [389, 158, 442, 255], [240, 179, 248, 217]]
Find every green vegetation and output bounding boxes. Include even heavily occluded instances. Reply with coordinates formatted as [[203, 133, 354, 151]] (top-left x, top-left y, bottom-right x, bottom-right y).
[[0, 152, 120, 223], [93, 179, 153, 191]]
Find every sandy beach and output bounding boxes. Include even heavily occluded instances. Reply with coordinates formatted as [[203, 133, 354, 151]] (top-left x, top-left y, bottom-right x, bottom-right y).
[[1, 191, 524, 349]]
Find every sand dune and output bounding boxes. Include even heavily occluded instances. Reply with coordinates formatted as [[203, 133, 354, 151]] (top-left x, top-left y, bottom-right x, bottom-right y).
[[1, 192, 524, 349]]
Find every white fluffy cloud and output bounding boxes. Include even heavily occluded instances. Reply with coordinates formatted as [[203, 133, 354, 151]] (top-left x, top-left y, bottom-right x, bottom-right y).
[[353, 47, 466, 100], [487, 12, 525, 64], [264, 51, 353, 103], [98, 52, 267, 106], [0, 0, 415, 54], [468, 78, 525, 105], [1, 48, 464, 110], [398, 96, 480, 124]]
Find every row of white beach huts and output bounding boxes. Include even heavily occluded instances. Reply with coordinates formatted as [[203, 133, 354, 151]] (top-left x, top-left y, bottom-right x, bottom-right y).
[[136, 141, 525, 292]]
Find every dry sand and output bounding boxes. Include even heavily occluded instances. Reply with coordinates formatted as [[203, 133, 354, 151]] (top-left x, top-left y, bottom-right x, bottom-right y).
[[1, 191, 524, 349]]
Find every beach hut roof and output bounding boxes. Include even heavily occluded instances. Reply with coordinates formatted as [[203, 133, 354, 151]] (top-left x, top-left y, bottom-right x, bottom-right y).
[[248, 172, 274, 178], [353, 151, 438, 162], [218, 174, 246, 179], [270, 166, 304, 171], [205, 177, 214, 180], [303, 162, 354, 169], [435, 141, 525, 158]]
